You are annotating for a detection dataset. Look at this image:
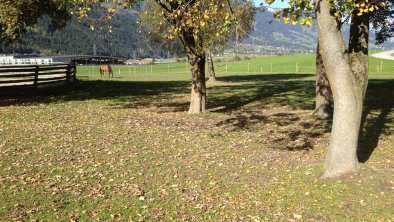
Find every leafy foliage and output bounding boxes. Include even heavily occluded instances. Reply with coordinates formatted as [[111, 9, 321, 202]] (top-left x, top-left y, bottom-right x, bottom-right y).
[[268, 0, 386, 27], [141, 0, 235, 55], [138, 0, 255, 55], [370, 0, 394, 45], [0, 0, 70, 44]]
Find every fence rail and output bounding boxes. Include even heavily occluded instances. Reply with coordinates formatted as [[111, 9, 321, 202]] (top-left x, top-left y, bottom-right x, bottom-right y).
[[0, 63, 76, 90]]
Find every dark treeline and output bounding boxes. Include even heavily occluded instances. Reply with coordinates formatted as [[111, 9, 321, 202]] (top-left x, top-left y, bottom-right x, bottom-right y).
[[0, 7, 175, 59]]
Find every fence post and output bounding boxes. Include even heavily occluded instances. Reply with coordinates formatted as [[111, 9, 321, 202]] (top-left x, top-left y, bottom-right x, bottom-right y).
[[34, 65, 39, 88], [270, 63, 273, 73], [296, 63, 299, 73], [260, 66, 262, 73], [73, 62, 77, 82], [168, 63, 170, 73], [380, 61, 383, 72], [225, 62, 228, 73], [66, 63, 71, 83], [248, 62, 250, 73]]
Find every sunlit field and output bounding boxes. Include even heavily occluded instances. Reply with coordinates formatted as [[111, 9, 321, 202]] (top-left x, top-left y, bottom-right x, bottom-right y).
[[77, 54, 394, 81]]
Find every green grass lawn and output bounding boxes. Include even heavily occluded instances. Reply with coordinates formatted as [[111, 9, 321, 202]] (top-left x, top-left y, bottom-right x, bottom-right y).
[[0, 54, 393, 221]]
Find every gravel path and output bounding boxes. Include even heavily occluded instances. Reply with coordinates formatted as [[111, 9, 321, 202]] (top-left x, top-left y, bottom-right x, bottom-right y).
[[371, 50, 394, 60]]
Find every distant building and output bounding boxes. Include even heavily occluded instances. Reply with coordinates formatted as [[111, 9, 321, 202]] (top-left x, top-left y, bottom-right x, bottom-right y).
[[125, 58, 157, 65], [0, 54, 126, 65], [0, 54, 69, 65]]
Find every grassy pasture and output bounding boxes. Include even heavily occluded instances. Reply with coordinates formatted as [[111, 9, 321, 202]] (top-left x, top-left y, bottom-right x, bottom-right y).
[[78, 54, 394, 80], [0, 54, 393, 221]]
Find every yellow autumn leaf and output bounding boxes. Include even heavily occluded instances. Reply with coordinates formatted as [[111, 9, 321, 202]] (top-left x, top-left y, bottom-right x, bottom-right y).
[[283, 17, 289, 24]]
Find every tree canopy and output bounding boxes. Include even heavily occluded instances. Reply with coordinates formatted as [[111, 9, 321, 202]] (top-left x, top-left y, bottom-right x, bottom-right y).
[[138, 0, 255, 54], [371, 0, 394, 45], [0, 0, 71, 44]]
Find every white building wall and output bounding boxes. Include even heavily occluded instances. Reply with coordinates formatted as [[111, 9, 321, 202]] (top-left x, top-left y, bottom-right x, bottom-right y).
[[0, 56, 14, 65], [0, 56, 54, 65]]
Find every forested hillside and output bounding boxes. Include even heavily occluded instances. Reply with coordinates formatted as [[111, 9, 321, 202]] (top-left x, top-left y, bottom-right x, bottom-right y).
[[0, 7, 168, 58]]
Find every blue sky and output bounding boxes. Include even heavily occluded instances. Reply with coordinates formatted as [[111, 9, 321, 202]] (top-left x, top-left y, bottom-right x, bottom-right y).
[[254, 0, 289, 8]]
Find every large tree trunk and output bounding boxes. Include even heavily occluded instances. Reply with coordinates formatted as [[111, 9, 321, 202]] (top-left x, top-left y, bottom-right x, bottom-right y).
[[186, 53, 207, 114], [316, 0, 368, 178], [180, 30, 207, 114], [314, 43, 332, 118], [207, 50, 216, 82]]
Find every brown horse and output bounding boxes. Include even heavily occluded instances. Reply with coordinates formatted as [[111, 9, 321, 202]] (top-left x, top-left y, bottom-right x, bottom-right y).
[[99, 65, 113, 78]]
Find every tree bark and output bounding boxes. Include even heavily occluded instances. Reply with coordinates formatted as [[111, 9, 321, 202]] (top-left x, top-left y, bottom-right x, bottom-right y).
[[187, 53, 206, 113], [348, 7, 369, 99], [179, 29, 207, 114], [207, 50, 216, 82], [314, 43, 332, 118], [348, 5, 370, 162], [316, 0, 368, 178]]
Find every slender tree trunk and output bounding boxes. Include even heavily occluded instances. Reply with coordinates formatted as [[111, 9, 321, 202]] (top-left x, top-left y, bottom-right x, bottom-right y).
[[348, 7, 369, 99], [316, 0, 368, 178], [314, 43, 332, 118], [348, 6, 370, 162], [207, 50, 216, 82]]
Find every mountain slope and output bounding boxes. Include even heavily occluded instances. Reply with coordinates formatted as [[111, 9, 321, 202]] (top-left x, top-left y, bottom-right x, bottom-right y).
[[0, 8, 158, 58], [245, 7, 393, 51]]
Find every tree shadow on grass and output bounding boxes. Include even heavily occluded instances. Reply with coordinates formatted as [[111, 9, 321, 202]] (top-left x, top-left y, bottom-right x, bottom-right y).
[[153, 73, 318, 113], [0, 80, 190, 107], [0, 74, 391, 155], [210, 73, 316, 113], [216, 110, 332, 151], [210, 74, 393, 153], [210, 73, 332, 151], [0, 73, 315, 111], [357, 80, 394, 163]]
